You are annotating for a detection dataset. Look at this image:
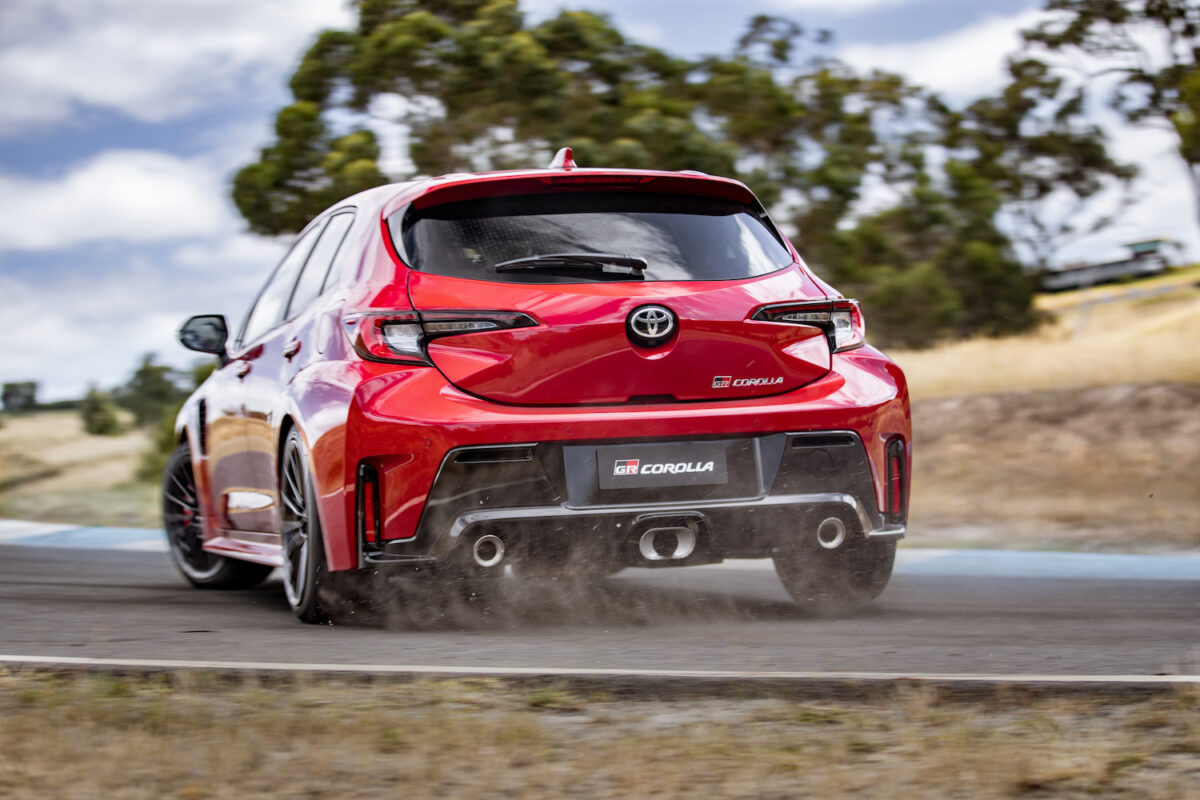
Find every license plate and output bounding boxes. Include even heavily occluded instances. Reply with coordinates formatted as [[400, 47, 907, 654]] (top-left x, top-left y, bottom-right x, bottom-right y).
[[596, 442, 729, 490]]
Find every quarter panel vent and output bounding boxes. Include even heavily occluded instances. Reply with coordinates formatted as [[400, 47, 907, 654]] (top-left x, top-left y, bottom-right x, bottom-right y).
[[197, 400, 208, 455]]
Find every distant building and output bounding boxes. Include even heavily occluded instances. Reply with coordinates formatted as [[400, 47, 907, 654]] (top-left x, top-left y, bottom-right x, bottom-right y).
[[1041, 240, 1169, 292]]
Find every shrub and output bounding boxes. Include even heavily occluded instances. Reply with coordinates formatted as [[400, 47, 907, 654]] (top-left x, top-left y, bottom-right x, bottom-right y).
[[80, 389, 123, 436]]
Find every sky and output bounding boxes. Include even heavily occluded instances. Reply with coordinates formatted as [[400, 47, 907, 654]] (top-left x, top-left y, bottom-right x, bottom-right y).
[[1, 0, 1195, 401]]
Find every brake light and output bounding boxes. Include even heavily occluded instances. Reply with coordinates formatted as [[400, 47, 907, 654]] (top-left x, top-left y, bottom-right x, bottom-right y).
[[830, 302, 865, 351], [885, 437, 907, 522], [543, 175, 655, 186], [344, 311, 426, 364], [752, 299, 865, 352], [343, 310, 538, 364], [422, 310, 537, 333]]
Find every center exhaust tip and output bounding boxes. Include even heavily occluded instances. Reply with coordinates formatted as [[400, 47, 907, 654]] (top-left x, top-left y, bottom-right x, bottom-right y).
[[472, 533, 505, 568], [816, 517, 847, 550], [638, 526, 696, 561]]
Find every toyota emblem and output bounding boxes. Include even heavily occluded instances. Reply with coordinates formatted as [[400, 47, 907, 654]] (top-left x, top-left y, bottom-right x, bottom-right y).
[[627, 304, 677, 348]]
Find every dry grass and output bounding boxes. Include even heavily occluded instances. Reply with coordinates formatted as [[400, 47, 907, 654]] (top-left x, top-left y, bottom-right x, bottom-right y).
[[894, 273, 1200, 400], [0, 411, 157, 527], [1035, 264, 1200, 311], [0, 670, 1197, 799], [908, 382, 1200, 551]]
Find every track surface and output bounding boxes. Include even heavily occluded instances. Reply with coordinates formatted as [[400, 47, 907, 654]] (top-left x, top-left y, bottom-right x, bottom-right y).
[[1, 542, 1197, 676]]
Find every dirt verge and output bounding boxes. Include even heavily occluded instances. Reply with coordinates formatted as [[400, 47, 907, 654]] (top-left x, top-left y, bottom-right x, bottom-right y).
[[910, 382, 1200, 551]]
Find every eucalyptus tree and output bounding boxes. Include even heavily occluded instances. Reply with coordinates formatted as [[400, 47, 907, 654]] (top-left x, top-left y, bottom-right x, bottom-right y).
[[231, 2, 1133, 347], [944, 57, 1136, 271], [1023, 0, 1200, 228], [234, 0, 733, 234]]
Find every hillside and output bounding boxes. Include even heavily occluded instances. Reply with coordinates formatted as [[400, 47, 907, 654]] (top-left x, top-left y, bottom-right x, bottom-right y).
[[910, 383, 1200, 550], [899, 268, 1200, 550], [0, 411, 155, 527], [893, 266, 1200, 398]]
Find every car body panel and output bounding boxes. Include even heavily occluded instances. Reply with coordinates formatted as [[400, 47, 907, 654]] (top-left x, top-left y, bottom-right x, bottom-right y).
[[409, 266, 832, 405], [200, 349, 260, 532], [333, 345, 908, 570]]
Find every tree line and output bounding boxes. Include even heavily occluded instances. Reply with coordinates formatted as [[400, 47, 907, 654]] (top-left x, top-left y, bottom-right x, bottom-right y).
[[231, 0, 1197, 348], [0, 357, 215, 481]]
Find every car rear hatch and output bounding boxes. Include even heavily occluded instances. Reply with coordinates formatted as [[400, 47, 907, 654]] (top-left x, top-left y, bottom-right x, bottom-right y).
[[394, 173, 832, 406]]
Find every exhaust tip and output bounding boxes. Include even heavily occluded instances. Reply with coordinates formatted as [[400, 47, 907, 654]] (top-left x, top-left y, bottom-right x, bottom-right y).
[[638, 526, 696, 561], [472, 533, 505, 568], [816, 517, 847, 550]]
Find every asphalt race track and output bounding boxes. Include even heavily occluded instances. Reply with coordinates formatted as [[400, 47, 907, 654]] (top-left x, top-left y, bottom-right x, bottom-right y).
[[1, 524, 1198, 678]]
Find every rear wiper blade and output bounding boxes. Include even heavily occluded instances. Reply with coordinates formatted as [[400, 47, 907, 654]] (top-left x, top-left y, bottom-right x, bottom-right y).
[[493, 252, 648, 275]]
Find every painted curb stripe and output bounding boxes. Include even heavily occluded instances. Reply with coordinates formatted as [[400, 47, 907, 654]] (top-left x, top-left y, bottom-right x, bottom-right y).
[[1, 654, 1197, 684], [0, 521, 166, 551], [3, 520, 1200, 579]]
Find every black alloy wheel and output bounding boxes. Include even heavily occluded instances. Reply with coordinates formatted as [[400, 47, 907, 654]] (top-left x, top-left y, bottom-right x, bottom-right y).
[[280, 429, 331, 623], [163, 442, 272, 589]]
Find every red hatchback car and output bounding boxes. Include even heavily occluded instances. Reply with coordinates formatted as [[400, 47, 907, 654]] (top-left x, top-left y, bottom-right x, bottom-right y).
[[167, 150, 910, 622]]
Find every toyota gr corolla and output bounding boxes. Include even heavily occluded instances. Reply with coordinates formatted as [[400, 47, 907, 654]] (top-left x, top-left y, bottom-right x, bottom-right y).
[[166, 149, 910, 622]]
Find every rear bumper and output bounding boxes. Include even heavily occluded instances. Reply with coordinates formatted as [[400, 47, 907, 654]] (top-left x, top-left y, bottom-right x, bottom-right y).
[[342, 347, 910, 570], [367, 431, 901, 567], [371, 491, 905, 569]]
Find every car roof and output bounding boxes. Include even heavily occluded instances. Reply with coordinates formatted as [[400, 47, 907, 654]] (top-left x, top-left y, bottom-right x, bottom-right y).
[[335, 165, 759, 221]]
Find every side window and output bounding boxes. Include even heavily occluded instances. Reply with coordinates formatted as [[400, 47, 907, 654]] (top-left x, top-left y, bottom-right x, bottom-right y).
[[285, 212, 354, 320], [239, 222, 324, 347], [324, 219, 365, 289]]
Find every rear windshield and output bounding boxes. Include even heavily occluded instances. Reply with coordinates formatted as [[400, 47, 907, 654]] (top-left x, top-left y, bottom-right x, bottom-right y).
[[391, 191, 793, 283]]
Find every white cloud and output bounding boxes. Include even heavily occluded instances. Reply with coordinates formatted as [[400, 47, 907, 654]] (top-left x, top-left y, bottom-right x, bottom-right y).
[[0, 226, 289, 400], [1051, 124, 1200, 266], [0, 145, 293, 401], [0, 254, 266, 401], [623, 20, 665, 45], [840, 10, 1044, 104], [0, 0, 353, 134], [0, 2, 348, 399], [173, 234, 287, 273], [0, 150, 235, 251], [769, 0, 909, 12], [360, 94, 427, 179]]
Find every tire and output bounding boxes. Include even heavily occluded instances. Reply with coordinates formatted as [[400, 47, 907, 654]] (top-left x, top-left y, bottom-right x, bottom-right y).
[[773, 534, 896, 615], [163, 442, 273, 590], [279, 429, 333, 623]]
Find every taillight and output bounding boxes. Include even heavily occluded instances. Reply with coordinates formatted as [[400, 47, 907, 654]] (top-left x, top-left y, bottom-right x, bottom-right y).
[[344, 311, 426, 364], [752, 299, 865, 352], [422, 310, 538, 334], [539, 175, 655, 186], [885, 437, 907, 522], [343, 310, 538, 364]]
